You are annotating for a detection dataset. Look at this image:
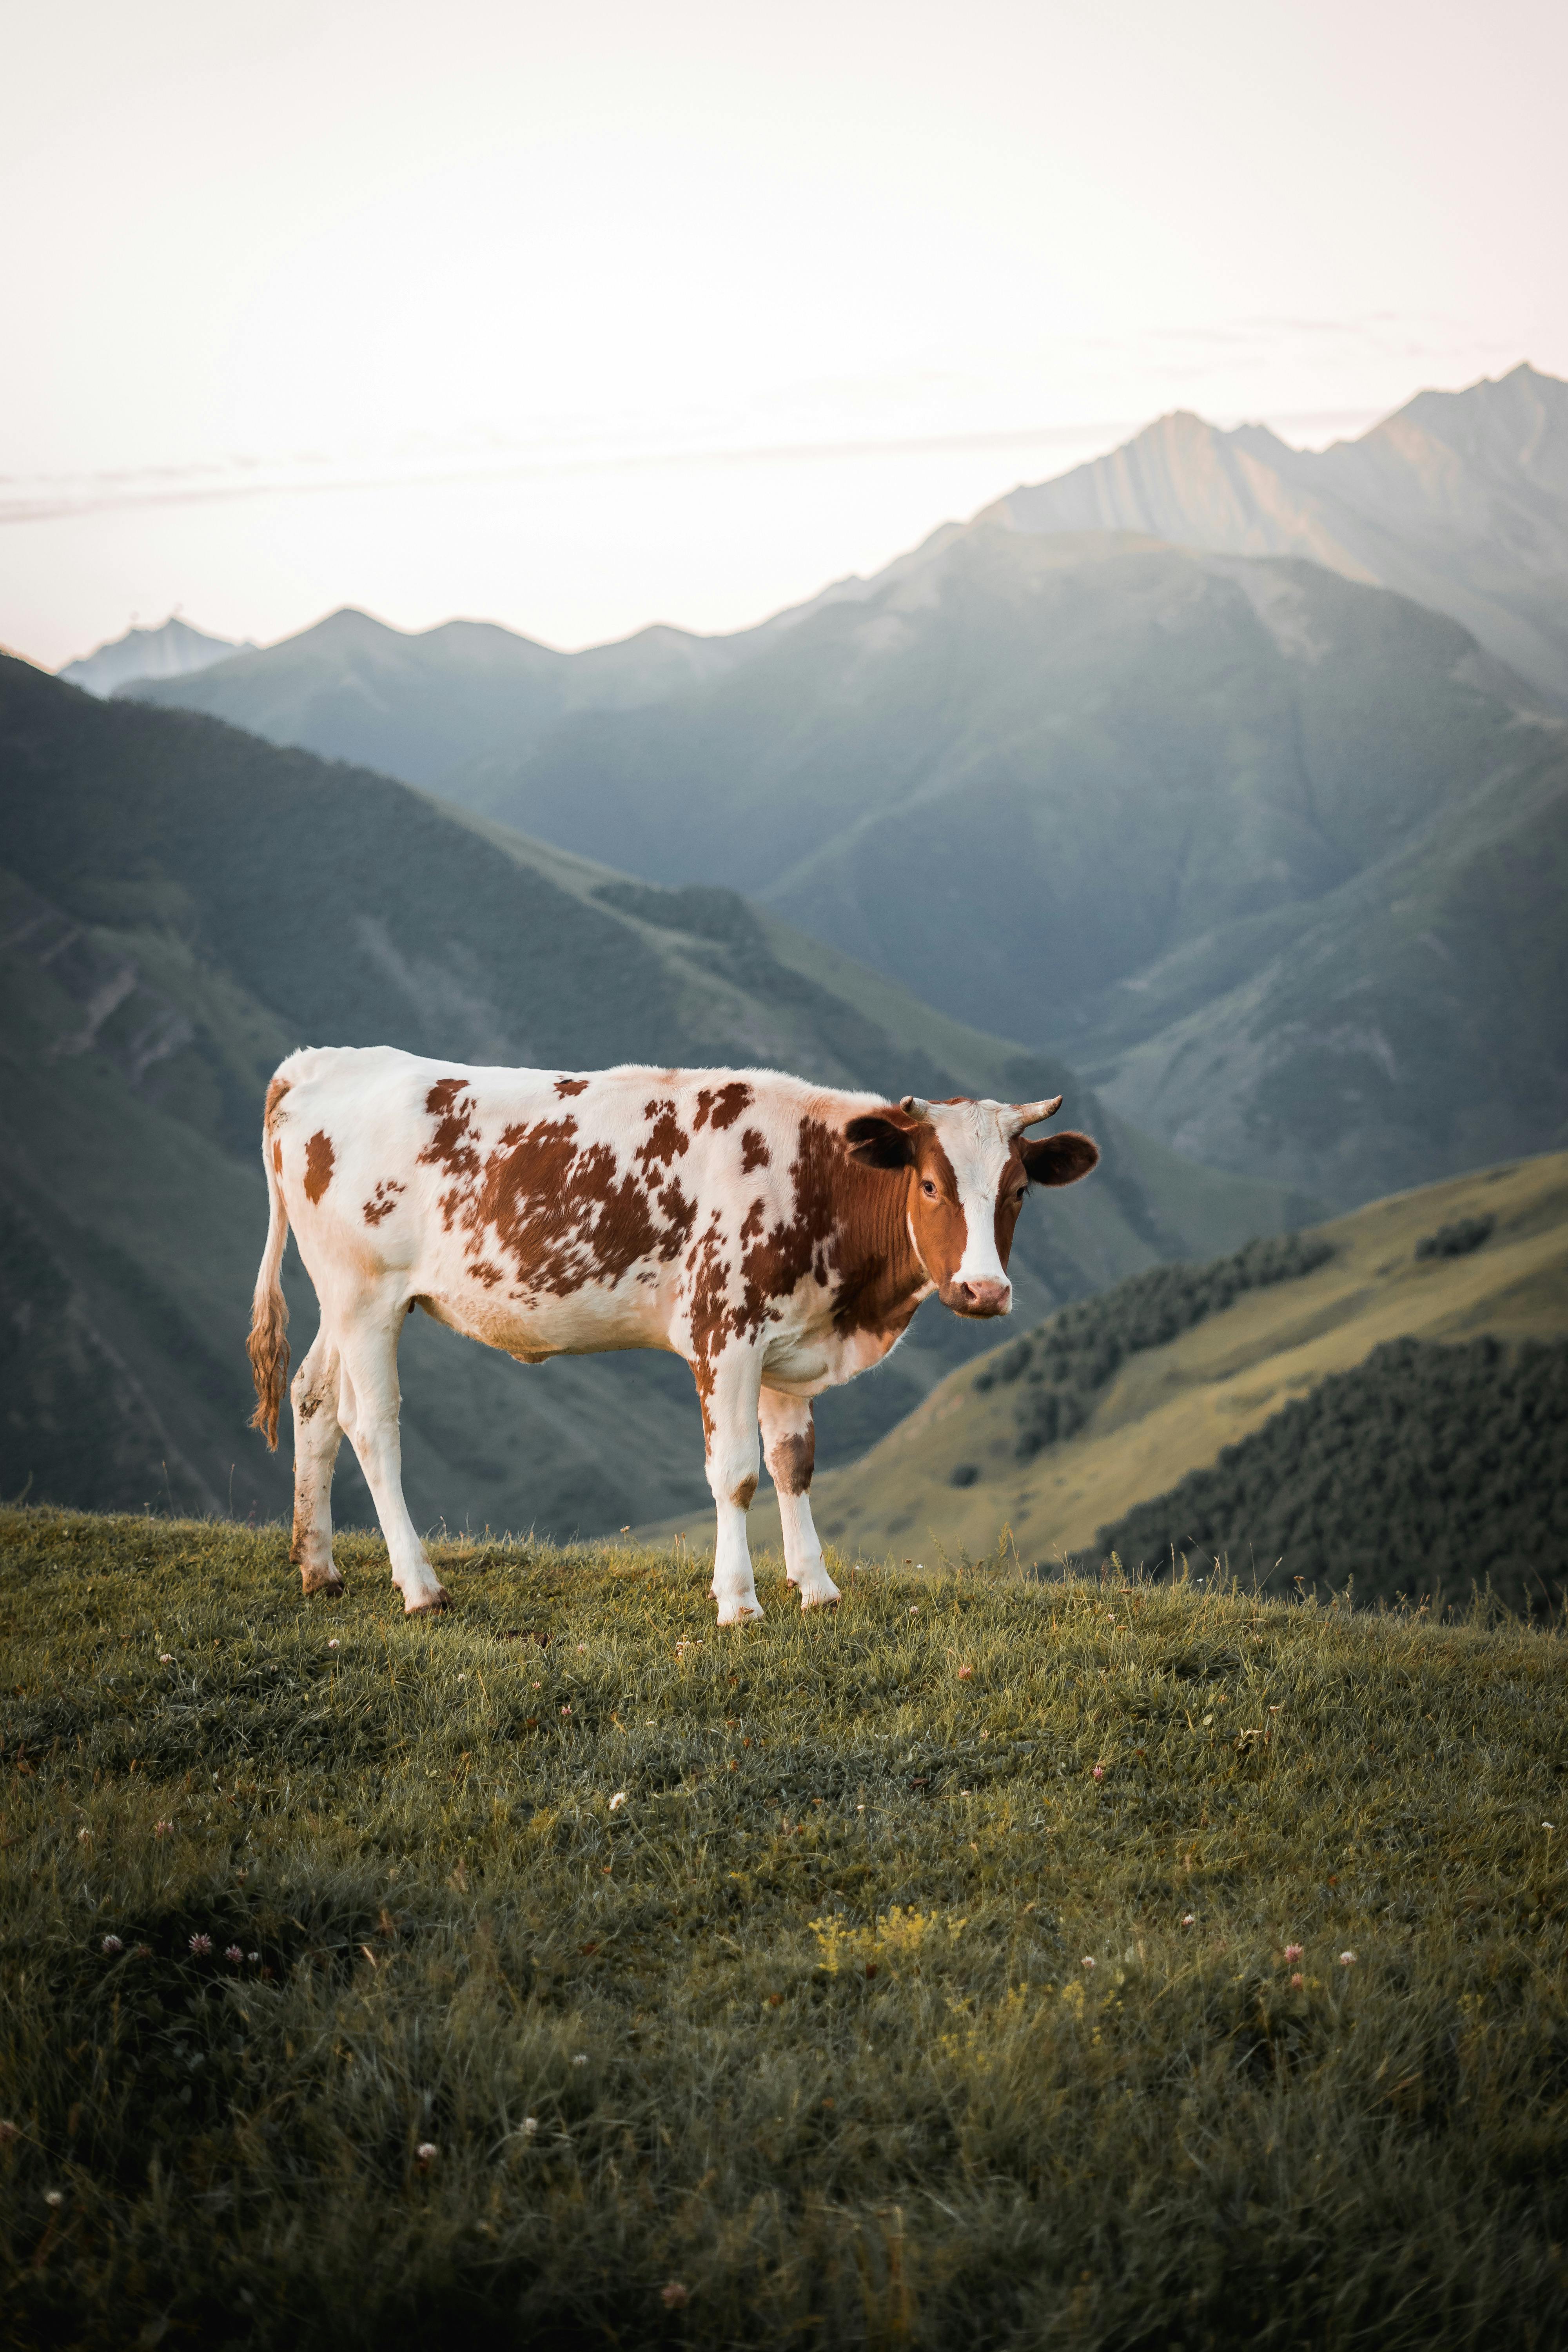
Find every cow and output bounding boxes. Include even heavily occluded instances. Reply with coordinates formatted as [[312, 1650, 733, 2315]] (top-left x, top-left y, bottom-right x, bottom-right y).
[[247, 1049, 1098, 1621]]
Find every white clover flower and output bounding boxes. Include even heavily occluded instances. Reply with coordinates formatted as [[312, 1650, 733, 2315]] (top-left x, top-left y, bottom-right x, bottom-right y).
[[159, 1653, 174, 1664], [1339, 1950, 1357, 1967], [102, 1934, 123, 1954], [609, 1791, 628, 1810], [523, 2116, 539, 2136], [416, 2141, 437, 2169], [189, 1933, 212, 1957], [225, 1945, 243, 1964], [572, 2053, 588, 2066]]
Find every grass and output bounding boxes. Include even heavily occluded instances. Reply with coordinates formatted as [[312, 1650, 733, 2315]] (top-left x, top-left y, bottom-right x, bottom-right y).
[[2, 1508, 1567, 2349]]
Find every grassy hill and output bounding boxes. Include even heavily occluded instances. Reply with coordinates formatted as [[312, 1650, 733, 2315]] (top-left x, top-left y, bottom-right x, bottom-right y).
[[3, 1508, 1565, 2348], [0, 654, 1299, 1540], [730, 1152, 1568, 1584]]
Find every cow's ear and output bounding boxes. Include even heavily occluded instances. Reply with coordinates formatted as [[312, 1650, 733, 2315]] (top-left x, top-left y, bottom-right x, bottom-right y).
[[845, 1112, 918, 1170], [1020, 1131, 1099, 1187]]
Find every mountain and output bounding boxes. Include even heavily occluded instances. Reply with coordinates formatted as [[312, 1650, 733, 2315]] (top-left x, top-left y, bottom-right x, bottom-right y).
[[987, 363, 1568, 706], [0, 654, 1299, 1538], [715, 1149, 1568, 1597], [123, 605, 749, 795], [466, 529, 1568, 1204], [59, 615, 251, 699]]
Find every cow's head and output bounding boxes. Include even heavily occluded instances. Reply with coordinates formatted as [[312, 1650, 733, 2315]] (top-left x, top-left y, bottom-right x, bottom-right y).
[[844, 1093, 1098, 1317]]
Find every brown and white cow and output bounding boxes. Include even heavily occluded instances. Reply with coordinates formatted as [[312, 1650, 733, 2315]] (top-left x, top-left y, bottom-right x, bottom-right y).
[[247, 1048, 1098, 1620]]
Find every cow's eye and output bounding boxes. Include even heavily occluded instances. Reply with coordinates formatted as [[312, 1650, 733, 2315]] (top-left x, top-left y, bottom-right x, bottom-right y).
[[921, 1178, 938, 1198]]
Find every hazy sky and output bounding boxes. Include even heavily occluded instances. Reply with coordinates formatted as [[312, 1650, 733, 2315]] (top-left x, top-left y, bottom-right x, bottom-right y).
[[5, 0, 1564, 668]]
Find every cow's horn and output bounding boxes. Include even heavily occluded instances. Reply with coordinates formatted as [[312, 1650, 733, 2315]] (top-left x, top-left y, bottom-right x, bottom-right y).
[[1008, 1094, 1063, 1134], [898, 1094, 930, 1122]]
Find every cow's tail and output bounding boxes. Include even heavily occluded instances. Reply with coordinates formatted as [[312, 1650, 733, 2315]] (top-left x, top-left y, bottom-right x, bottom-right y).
[[247, 1075, 292, 1449]]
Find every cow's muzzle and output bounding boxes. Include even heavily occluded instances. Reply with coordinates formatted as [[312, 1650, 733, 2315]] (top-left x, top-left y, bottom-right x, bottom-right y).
[[946, 1277, 1012, 1318]]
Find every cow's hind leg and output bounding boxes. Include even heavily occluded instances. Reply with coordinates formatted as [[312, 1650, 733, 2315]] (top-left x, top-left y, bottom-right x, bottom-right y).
[[334, 1302, 449, 1615], [759, 1388, 840, 1610], [697, 1345, 766, 1625], [290, 1330, 344, 1596]]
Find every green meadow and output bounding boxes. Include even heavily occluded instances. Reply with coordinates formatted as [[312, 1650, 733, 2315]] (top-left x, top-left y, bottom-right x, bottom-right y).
[[2, 1508, 1566, 2348]]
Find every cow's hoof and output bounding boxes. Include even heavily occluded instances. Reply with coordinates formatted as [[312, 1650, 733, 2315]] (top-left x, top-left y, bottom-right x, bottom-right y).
[[299, 1566, 344, 1597], [800, 1589, 841, 1611], [715, 1597, 764, 1626], [404, 1585, 451, 1616]]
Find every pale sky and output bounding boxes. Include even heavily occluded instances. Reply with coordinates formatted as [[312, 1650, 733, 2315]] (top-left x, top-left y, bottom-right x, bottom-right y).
[[4, 0, 1564, 670]]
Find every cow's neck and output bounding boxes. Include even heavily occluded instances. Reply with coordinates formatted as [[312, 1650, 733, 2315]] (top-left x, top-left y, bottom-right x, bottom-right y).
[[830, 1164, 931, 1345]]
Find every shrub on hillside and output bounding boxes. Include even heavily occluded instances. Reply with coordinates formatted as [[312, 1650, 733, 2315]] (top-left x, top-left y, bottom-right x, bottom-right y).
[[1097, 1335, 1568, 1610], [974, 1231, 1335, 1461]]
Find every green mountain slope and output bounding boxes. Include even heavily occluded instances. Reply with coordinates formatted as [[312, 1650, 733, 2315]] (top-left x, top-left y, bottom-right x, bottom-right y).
[[0, 655, 1297, 1536], [457, 534, 1568, 1203], [719, 1151, 1568, 1579], [1098, 1334, 1568, 1610]]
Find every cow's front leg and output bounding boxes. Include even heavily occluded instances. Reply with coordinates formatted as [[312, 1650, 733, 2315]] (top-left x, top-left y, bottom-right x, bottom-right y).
[[759, 1387, 840, 1610], [697, 1345, 766, 1625]]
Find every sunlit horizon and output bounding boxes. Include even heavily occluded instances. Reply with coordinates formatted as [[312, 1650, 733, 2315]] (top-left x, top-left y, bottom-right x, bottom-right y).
[[6, 0, 1563, 668]]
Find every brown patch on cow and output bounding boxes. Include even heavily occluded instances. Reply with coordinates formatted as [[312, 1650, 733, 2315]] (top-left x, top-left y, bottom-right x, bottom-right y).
[[740, 1197, 766, 1241], [363, 1178, 406, 1226], [740, 1127, 770, 1172], [417, 1078, 699, 1301], [471, 1259, 505, 1289], [731, 1474, 759, 1510], [554, 1076, 589, 1097], [636, 1098, 690, 1171], [263, 1074, 292, 1127], [272, 1138, 283, 1175], [768, 1426, 815, 1495], [303, 1131, 336, 1204], [694, 1080, 753, 1132]]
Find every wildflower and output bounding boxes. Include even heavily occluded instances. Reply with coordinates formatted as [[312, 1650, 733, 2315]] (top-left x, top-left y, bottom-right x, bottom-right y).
[[134, 1944, 152, 1959], [522, 2116, 539, 2136], [1092, 1764, 1105, 1781], [248, 1951, 261, 1964], [532, 1680, 542, 1689], [1290, 1973, 1305, 1989], [457, 1672, 467, 1683], [77, 1826, 92, 1842], [1080, 1955, 1096, 1971], [328, 1639, 339, 1650], [909, 1605, 920, 1615], [577, 1643, 587, 1653], [225, 1945, 243, 1965], [102, 1934, 123, 1954], [1339, 1950, 1357, 1968], [958, 1664, 974, 1680], [416, 2142, 437, 2170], [189, 1933, 212, 1957], [159, 1653, 174, 1664], [572, 2053, 588, 2066], [154, 1819, 173, 1837], [1181, 1915, 1195, 1927], [1544, 1821, 1556, 1831], [45, 2189, 64, 2209], [560, 1704, 572, 1716], [609, 1791, 628, 1810], [662, 2281, 690, 2310], [1283, 1944, 1303, 1962]]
